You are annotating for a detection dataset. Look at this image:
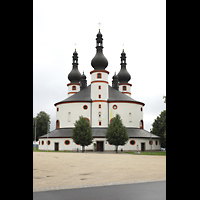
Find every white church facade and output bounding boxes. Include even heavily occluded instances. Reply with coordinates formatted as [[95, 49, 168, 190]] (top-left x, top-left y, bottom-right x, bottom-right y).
[[39, 29, 160, 152]]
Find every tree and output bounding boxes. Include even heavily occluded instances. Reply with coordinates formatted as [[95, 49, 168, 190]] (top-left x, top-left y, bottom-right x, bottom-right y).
[[33, 111, 51, 141], [151, 110, 166, 148], [105, 114, 129, 153], [72, 116, 93, 152]]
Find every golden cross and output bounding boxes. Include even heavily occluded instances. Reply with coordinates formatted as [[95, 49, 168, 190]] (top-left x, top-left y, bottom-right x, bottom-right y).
[[98, 22, 101, 29]]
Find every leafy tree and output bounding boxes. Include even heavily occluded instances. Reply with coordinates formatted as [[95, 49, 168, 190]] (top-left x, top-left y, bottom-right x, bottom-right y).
[[72, 116, 93, 152], [151, 110, 166, 147], [105, 114, 129, 153], [33, 111, 51, 141]]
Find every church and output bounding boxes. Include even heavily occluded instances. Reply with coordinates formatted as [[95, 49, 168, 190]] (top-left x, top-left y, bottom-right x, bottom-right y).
[[39, 29, 160, 152]]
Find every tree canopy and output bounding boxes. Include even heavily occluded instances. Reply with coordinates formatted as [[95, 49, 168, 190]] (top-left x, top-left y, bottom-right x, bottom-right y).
[[33, 111, 51, 141], [105, 114, 129, 153], [151, 110, 166, 148], [72, 116, 93, 152]]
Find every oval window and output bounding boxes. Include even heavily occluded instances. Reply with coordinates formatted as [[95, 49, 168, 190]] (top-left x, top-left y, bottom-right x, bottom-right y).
[[64, 140, 70, 145], [130, 140, 136, 145], [113, 105, 117, 110], [83, 105, 88, 110]]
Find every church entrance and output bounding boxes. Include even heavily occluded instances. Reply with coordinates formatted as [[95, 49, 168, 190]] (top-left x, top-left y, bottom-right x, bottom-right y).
[[141, 143, 145, 151], [97, 141, 104, 151], [55, 143, 59, 151]]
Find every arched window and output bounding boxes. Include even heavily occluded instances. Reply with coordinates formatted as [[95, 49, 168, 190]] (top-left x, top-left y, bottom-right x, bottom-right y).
[[97, 73, 102, 78], [72, 86, 76, 90], [123, 86, 127, 91], [140, 120, 144, 129], [129, 113, 132, 122], [56, 120, 60, 129], [68, 112, 71, 122]]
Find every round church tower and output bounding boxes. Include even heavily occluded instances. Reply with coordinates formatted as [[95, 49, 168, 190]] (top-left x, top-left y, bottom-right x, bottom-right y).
[[117, 49, 132, 97], [90, 29, 109, 127], [67, 49, 81, 97]]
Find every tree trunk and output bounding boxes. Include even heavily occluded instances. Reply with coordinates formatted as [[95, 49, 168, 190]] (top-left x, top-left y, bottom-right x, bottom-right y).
[[82, 146, 85, 153], [115, 145, 118, 153]]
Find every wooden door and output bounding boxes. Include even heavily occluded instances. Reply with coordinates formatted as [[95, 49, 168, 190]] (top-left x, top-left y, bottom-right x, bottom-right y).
[[55, 143, 59, 151], [141, 143, 145, 151]]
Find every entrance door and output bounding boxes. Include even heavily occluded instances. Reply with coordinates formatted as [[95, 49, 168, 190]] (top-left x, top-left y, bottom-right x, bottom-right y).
[[141, 143, 145, 151], [97, 141, 104, 151], [55, 143, 59, 151]]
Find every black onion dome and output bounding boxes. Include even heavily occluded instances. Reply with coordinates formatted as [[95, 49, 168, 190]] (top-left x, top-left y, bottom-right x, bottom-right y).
[[91, 30, 108, 70], [80, 71, 86, 80], [117, 68, 131, 83], [112, 72, 118, 80], [117, 50, 131, 83], [68, 49, 81, 83]]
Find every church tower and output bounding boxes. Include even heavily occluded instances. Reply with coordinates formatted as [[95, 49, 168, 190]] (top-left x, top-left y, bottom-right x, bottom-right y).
[[90, 29, 109, 127], [67, 49, 81, 97], [117, 49, 132, 97]]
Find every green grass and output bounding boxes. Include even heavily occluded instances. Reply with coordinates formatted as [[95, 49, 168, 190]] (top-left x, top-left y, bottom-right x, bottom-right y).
[[33, 147, 75, 153], [124, 151, 166, 156]]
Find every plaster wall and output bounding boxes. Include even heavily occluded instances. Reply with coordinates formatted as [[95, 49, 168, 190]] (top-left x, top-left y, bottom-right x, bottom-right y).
[[108, 102, 143, 128], [38, 138, 161, 151], [56, 102, 91, 128]]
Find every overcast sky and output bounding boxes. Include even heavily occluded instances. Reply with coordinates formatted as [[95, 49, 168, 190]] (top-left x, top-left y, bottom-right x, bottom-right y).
[[33, 0, 166, 132]]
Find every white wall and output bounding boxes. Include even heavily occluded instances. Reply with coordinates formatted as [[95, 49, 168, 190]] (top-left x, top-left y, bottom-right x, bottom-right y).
[[67, 84, 80, 97], [109, 102, 143, 128], [38, 138, 161, 151], [91, 102, 108, 127], [56, 102, 91, 128], [119, 84, 131, 97]]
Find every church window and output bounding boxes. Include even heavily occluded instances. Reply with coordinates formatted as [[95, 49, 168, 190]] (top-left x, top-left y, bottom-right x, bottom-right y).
[[57, 107, 59, 112], [83, 105, 88, 110], [99, 85, 101, 89], [99, 121, 101, 126], [129, 113, 132, 122], [113, 105, 117, 110], [47, 140, 51, 145], [130, 140, 136, 145], [149, 140, 153, 145], [64, 140, 70, 145], [99, 94, 101, 98], [110, 118, 114, 124], [141, 107, 143, 111], [56, 120, 60, 129], [72, 86, 76, 90], [41, 140, 44, 145], [68, 112, 71, 122], [155, 140, 158, 145], [123, 86, 127, 91], [84, 117, 90, 124], [140, 120, 143, 129], [99, 104, 101, 108], [97, 73, 102, 78]]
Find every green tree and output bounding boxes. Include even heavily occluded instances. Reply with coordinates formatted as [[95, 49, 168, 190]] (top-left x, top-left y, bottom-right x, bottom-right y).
[[151, 110, 166, 148], [72, 116, 93, 152], [33, 111, 51, 141], [105, 114, 129, 153]]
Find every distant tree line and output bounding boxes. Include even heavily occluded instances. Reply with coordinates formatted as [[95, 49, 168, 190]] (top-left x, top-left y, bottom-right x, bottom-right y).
[[150, 96, 166, 148], [33, 111, 51, 141]]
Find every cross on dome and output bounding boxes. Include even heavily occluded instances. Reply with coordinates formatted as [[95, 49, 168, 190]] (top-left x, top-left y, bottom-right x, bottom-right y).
[[98, 22, 101, 29]]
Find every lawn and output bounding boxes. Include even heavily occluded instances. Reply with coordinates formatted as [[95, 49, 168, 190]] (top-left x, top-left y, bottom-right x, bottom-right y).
[[124, 151, 166, 156]]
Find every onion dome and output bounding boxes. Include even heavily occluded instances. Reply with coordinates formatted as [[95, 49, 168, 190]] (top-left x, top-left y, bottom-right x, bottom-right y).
[[68, 49, 81, 83], [91, 29, 108, 70], [80, 71, 87, 90], [117, 49, 131, 83], [112, 72, 119, 90]]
